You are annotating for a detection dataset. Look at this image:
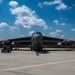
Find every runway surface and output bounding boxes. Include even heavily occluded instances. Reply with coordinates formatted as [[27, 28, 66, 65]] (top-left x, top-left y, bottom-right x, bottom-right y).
[[0, 48, 75, 75]]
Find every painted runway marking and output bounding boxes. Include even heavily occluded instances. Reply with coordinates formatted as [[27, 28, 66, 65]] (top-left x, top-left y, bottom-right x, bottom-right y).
[[0, 59, 75, 72]]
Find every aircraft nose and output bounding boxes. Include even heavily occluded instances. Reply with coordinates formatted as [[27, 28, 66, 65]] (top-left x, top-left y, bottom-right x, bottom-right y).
[[34, 34, 40, 38]]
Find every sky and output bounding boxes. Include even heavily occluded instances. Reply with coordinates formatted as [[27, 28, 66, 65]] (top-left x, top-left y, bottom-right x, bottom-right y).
[[0, 0, 75, 40]]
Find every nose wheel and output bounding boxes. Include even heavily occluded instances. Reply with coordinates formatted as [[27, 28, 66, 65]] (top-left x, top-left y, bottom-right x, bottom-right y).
[[36, 52, 39, 56], [35, 46, 39, 56]]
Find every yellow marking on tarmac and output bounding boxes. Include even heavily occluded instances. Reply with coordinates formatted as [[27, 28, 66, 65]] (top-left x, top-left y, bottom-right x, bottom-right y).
[[0, 59, 75, 72]]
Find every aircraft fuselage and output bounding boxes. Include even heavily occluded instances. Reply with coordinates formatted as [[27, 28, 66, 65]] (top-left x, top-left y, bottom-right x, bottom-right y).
[[31, 32, 43, 51]]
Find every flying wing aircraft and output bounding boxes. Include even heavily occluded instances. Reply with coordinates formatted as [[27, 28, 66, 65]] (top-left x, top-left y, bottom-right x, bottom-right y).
[[0, 31, 75, 53]]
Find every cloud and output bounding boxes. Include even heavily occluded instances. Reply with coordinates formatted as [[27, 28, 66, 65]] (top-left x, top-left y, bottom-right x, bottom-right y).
[[56, 29, 62, 32], [49, 29, 62, 37], [38, 0, 62, 7], [53, 19, 67, 26], [60, 35, 65, 38], [43, 25, 48, 29], [38, 0, 70, 10], [38, 3, 43, 8], [49, 32, 59, 37], [71, 29, 75, 31], [9, 26, 18, 32], [9, 1, 18, 8], [0, 22, 8, 28], [10, 26, 18, 29], [60, 23, 67, 26], [43, 0, 62, 5], [9, 1, 48, 29], [53, 20, 59, 25], [0, 0, 3, 4], [55, 3, 68, 10], [29, 31, 34, 36], [0, 22, 18, 31]]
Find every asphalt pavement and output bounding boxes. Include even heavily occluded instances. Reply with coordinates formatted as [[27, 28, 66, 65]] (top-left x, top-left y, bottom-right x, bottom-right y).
[[0, 48, 75, 75]]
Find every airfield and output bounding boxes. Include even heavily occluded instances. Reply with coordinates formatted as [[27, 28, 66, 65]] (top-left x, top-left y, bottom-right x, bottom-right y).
[[0, 48, 75, 75]]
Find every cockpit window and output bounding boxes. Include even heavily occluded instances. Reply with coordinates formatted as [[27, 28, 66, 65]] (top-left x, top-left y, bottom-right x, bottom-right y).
[[32, 32, 42, 36], [36, 32, 41, 34], [36, 32, 40, 34]]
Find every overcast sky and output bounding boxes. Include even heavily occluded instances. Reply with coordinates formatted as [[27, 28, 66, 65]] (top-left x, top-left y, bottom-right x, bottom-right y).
[[0, 0, 75, 40]]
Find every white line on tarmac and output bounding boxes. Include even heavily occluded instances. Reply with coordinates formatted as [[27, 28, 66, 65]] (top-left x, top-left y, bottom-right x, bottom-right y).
[[0, 59, 75, 72]]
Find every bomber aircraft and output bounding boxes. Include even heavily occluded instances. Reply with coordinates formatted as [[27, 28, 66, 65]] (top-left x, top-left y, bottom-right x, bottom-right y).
[[0, 31, 75, 54]]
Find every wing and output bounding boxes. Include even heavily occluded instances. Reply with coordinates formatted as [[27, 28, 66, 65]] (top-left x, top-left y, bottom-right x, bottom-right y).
[[43, 36, 62, 48], [10, 36, 31, 48], [43, 36, 75, 48], [0, 36, 75, 48], [11, 36, 64, 48]]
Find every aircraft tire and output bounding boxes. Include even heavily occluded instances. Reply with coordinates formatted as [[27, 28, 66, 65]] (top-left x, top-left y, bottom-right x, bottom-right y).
[[31, 47, 32, 50], [1, 50, 3, 53]]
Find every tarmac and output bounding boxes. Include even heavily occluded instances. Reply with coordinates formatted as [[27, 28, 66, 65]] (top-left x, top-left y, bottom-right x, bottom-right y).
[[0, 48, 75, 75]]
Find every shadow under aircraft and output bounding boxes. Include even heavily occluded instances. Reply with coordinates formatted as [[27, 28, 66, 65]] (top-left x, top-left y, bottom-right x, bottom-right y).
[[0, 31, 75, 54]]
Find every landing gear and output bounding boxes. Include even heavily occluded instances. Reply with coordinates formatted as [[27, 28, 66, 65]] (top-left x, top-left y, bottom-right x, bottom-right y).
[[36, 51, 39, 56], [31, 46, 43, 56], [35, 46, 40, 56], [1, 50, 4, 53]]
